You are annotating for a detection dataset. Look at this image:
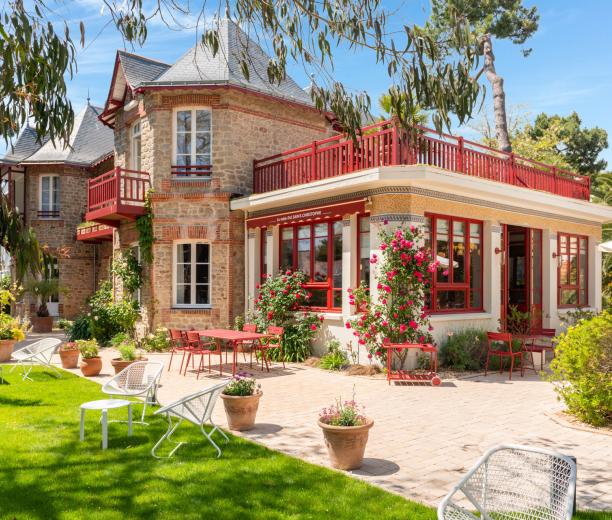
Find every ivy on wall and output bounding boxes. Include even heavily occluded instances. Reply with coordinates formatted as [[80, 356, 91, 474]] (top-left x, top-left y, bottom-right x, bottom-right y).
[[136, 191, 154, 264], [111, 250, 143, 295]]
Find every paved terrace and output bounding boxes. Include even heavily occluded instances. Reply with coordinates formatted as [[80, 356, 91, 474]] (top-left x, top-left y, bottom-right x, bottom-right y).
[[32, 337, 611, 512]]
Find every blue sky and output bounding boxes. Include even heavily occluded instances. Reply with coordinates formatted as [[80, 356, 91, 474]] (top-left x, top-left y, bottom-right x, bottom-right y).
[[4, 0, 612, 167]]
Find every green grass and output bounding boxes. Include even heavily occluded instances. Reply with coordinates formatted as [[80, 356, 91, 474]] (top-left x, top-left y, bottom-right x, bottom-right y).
[[0, 368, 608, 520]]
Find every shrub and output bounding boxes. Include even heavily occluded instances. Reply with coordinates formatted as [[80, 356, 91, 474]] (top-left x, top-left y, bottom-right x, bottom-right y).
[[319, 399, 366, 427], [57, 318, 72, 330], [66, 314, 92, 342], [549, 312, 612, 426], [88, 282, 140, 346], [118, 342, 138, 361], [110, 332, 130, 348], [440, 329, 488, 371], [320, 339, 349, 371], [0, 313, 26, 341], [141, 328, 171, 352], [222, 373, 260, 396], [77, 340, 99, 359]]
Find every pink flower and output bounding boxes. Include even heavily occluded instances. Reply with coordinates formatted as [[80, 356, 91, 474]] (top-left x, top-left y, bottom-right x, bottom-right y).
[[383, 285, 392, 294], [381, 298, 387, 305], [377, 282, 383, 290], [345, 322, 351, 329], [286, 270, 291, 275], [399, 324, 407, 333], [409, 320, 418, 329], [347, 288, 353, 294], [358, 339, 366, 345], [380, 243, 388, 251], [383, 219, 388, 225], [367, 353, 373, 359], [267, 311, 274, 320], [428, 325, 434, 331], [255, 283, 260, 289], [319, 315, 324, 322], [410, 225, 416, 232], [442, 269, 449, 277], [310, 324, 317, 331], [381, 320, 389, 327]]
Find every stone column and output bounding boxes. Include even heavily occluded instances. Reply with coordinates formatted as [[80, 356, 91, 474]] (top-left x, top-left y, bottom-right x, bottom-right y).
[[486, 223, 502, 320], [246, 229, 259, 311], [341, 216, 356, 317], [542, 229, 558, 329], [589, 235, 602, 312]]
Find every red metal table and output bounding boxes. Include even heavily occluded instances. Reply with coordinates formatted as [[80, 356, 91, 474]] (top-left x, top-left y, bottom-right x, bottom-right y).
[[194, 329, 270, 377], [383, 343, 441, 386]]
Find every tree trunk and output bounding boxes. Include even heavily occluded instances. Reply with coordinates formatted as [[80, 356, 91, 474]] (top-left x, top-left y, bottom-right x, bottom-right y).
[[481, 34, 512, 152]]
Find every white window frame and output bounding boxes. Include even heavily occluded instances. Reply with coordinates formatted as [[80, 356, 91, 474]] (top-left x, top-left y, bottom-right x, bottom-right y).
[[39, 174, 60, 218], [172, 240, 212, 308], [130, 120, 142, 171], [172, 107, 212, 177]]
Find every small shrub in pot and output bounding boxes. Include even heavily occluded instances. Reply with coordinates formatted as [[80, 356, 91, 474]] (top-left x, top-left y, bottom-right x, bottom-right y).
[[220, 373, 262, 431], [78, 340, 102, 377]]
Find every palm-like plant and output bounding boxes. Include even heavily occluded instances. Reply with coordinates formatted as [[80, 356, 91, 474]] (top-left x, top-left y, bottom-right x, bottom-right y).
[[25, 278, 62, 317]]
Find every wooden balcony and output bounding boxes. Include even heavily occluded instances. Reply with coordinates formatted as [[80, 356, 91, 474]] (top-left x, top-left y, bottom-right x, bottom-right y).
[[85, 167, 150, 225], [253, 121, 591, 201], [76, 222, 113, 243]]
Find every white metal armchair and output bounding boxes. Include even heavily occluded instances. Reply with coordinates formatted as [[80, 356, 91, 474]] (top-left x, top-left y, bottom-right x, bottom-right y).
[[102, 361, 164, 424], [438, 445, 577, 520], [151, 381, 230, 459], [10, 338, 62, 381]]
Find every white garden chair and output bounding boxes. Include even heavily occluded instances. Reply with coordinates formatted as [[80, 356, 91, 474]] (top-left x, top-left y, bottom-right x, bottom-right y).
[[438, 445, 577, 520], [151, 381, 230, 459], [102, 361, 164, 424], [10, 337, 62, 381]]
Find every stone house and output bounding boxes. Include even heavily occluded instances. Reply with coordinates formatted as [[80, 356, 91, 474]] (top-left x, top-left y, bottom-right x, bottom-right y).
[[0, 104, 114, 318]]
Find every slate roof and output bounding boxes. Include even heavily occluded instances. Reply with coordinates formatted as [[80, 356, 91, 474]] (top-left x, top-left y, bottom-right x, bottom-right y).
[[23, 104, 114, 166], [1, 126, 48, 164], [117, 51, 170, 88], [144, 19, 313, 106]]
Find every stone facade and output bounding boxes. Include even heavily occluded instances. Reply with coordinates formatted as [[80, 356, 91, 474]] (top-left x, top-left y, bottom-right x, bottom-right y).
[[111, 87, 333, 331], [23, 157, 114, 318]]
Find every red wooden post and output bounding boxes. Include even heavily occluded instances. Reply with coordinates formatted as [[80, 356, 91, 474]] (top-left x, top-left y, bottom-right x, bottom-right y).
[[348, 138, 354, 173], [310, 141, 317, 182], [509, 153, 516, 185], [115, 167, 121, 208], [457, 136, 464, 173], [87, 178, 91, 211], [392, 125, 399, 165], [551, 167, 557, 196]]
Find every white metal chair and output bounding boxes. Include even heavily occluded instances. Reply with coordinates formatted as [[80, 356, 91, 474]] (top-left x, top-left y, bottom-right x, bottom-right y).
[[438, 445, 577, 520], [151, 381, 230, 459], [10, 338, 62, 381], [102, 361, 164, 424]]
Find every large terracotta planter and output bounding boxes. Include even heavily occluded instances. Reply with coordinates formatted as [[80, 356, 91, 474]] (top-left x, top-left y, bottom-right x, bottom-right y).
[[31, 316, 53, 333], [0, 339, 17, 363], [59, 348, 79, 369], [110, 356, 148, 374], [318, 418, 374, 470], [80, 356, 102, 377], [220, 392, 262, 431]]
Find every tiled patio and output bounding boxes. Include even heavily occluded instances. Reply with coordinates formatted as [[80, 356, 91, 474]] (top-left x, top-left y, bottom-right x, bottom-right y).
[[49, 345, 611, 511]]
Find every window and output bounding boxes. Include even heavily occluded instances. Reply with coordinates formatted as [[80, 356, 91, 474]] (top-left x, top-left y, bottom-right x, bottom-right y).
[[39, 175, 60, 218], [174, 109, 212, 175], [279, 220, 343, 310], [358, 216, 370, 287], [131, 121, 142, 171], [174, 242, 211, 307], [424, 215, 483, 312], [558, 233, 588, 307]]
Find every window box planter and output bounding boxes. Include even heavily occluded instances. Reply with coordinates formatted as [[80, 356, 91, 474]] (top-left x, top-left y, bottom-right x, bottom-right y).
[[220, 392, 262, 431], [318, 418, 374, 470]]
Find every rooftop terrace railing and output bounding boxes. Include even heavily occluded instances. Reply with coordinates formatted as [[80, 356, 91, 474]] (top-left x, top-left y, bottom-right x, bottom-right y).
[[252, 121, 590, 200]]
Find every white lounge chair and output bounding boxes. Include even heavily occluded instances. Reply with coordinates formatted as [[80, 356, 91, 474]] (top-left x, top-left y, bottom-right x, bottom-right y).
[[151, 381, 230, 459], [10, 337, 62, 381], [438, 444, 577, 520], [102, 361, 164, 424]]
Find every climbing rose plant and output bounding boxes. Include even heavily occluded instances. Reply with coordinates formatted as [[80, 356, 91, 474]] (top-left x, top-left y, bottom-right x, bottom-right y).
[[347, 223, 438, 368]]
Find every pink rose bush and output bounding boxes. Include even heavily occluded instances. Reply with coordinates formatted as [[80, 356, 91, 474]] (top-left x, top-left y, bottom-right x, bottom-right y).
[[347, 223, 437, 368]]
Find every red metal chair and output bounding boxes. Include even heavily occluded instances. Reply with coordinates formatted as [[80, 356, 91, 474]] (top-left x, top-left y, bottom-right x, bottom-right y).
[[524, 328, 556, 371], [251, 326, 285, 372], [236, 324, 257, 362], [485, 332, 523, 380], [184, 331, 217, 379], [167, 329, 188, 372]]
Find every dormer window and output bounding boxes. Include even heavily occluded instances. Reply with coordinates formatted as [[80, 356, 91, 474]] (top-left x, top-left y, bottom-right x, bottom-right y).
[[173, 108, 212, 177]]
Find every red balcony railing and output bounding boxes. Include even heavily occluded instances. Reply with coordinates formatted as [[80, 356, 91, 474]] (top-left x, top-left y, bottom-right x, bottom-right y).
[[76, 222, 113, 242], [85, 167, 150, 224], [253, 121, 590, 200]]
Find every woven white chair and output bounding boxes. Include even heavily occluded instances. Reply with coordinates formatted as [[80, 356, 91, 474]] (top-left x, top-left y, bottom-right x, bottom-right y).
[[102, 361, 164, 424], [438, 445, 577, 520], [10, 337, 62, 381], [151, 381, 230, 459]]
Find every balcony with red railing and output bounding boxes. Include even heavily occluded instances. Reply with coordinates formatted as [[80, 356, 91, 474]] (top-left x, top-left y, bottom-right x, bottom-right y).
[[85, 167, 151, 225], [75, 222, 113, 243], [252, 121, 590, 201]]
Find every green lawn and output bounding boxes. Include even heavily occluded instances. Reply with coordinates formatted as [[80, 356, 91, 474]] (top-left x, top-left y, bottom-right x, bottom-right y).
[[0, 368, 608, 520]]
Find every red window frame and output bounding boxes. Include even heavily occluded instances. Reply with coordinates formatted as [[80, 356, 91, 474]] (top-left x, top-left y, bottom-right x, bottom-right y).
[[279, 218, 343, 311], [357, 214, 371, 287], [425, 213, 484, 313], [557, 232, 588, 308]]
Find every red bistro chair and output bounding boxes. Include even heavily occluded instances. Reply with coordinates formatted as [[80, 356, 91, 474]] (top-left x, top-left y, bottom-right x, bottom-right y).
[[524, 328, 557, 371], [252, 326, 285, 372], [485, 332, 523, 380], [236, 323, 257, 362], [167, 329, 188, 372], [184, 331, 217, 379]]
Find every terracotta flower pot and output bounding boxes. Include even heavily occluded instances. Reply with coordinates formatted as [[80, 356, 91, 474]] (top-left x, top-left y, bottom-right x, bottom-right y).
[[80, 356, 102, 377], [31, 316, 53, 333], [0, 339, 17, 363], [318, 418, 374, 470], [110, 357, 148, 374], [59, 347, 79, 369], [220, 392, 262, 431]]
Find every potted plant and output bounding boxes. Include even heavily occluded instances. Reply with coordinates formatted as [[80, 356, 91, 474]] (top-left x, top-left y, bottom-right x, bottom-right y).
[[220, 373, 262, 431], [58, 341, 79, 369], [78, 339, 102, 376], [318, 398, 374, 470], [26, 278, 63, 333], [0, 313, 26, 362], [110, 340, 146, 374]]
